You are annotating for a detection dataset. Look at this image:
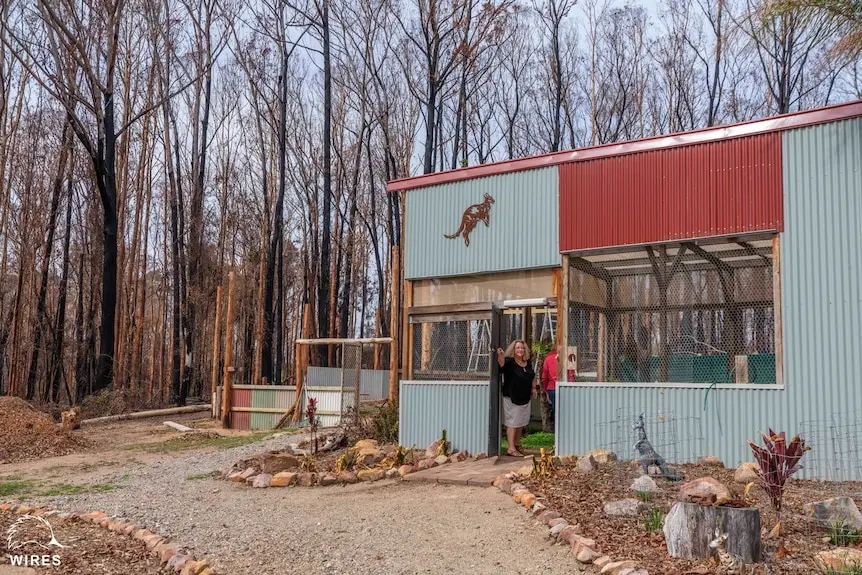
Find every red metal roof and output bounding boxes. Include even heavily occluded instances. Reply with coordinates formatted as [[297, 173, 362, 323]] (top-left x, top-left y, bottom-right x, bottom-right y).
[[559, 132, 784, 252], [386, 100, 862, 192]]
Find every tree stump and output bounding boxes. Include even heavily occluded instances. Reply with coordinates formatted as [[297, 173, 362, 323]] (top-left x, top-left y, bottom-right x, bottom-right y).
[[663, 502, 761, 563], [61, 407, 81, 430]]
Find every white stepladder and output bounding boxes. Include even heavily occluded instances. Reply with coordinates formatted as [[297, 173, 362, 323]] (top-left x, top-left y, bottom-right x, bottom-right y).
[[539, 305, 557, 343], [467, 319, 491, 372]]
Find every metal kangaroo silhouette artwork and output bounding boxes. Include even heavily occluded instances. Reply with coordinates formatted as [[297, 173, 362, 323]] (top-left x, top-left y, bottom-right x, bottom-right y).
[[444, 193, 495, 247]]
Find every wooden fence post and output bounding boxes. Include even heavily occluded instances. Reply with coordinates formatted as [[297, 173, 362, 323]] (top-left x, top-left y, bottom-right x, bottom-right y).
[[211, 285, 222, 418], [221, 273, 236, 428]]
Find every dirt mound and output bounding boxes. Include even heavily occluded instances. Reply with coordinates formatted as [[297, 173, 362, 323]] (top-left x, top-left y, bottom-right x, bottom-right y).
[[0, 396, 91, 463]]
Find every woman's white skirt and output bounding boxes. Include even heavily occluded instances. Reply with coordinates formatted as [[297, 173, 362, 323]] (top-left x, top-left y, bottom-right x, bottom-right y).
[[502, 396, 531, 428]]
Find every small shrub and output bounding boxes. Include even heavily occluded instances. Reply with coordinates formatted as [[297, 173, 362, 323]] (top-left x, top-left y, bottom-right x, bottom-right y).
[[380, 445, 412, 470], [827, 518, 862, 547], [747, 429, 810, 511], [372, 402, 399, 444], [643, 507, 664, 532], [335, 448, 358, 474], [531, 447, 556, 481], [436, 429, 451, 457], [300, 453, 317, 473], [306, 397, 319, 454], [344, 401, 399, 445]]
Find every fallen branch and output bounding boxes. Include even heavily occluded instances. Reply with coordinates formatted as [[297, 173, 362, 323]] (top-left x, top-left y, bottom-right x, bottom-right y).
[[80, 405, 210, 426]]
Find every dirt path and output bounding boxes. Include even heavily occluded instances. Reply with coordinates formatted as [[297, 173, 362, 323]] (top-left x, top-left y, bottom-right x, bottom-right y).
[[7, 427, 587, 575]]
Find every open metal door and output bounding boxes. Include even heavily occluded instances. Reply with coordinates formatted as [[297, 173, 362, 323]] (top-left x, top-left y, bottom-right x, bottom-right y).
[[488, 305, 503, 456]]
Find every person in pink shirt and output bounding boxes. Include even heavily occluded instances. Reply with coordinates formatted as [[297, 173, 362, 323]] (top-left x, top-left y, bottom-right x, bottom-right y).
[[541, 348, 558, 418]]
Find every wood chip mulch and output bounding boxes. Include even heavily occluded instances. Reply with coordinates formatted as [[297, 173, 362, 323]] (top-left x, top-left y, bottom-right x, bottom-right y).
[[0, 510, 173, 574], [0, 397, 91, 464], [523, 460, 862, 574]]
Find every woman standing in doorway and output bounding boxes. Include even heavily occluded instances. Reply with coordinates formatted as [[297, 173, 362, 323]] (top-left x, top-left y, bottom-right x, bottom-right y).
[[496, 340, 537, 457]]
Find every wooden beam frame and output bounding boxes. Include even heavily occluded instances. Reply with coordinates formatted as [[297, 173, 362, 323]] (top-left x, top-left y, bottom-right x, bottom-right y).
[[558, 255, 570, 383], [772, 235, 784, 385], [296, 337, 393, 345], [407, 302, 495, 315], [570, 256, 611, 283], [389, 245, 401, 402], [404, 281, 414, 380]]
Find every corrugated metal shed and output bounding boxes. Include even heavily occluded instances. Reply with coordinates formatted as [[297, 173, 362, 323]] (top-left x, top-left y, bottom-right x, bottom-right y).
[[404, 167, 559, 279], [554, 117, 862, 480], [559, 133, 783, 251]]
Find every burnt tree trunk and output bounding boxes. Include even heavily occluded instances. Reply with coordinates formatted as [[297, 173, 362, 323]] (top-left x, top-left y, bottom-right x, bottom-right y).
[[317, 0, 333, 366], [29, 121, 72, 400], [48, 158, 76, 404], [262, 44, 289, 383]]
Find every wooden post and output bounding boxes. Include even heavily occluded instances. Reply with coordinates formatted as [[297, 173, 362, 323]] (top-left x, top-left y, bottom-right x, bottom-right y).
[[558, 256, 570, 383], [221, 272, 236, 428], [294, 341, 302, 389], [734, 355, 749, 383], [772, 235, 783, 385], [597, 313, 606, 382], [522, 307, 532, 346], [210, 285, 222, 418], [420, 323, 432, 370], [388, 245, 401, 402], [293, 304, 312, 424], [353, 344, 362, 424], [373, 309, 381, 370], [404, 281, 414, 380]]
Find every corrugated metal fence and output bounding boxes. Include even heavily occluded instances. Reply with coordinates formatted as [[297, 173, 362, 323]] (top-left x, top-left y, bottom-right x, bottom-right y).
[[227, 384, 297, 430], [306, 366, 389, 400], [399, 381, 489, 454], [222, 367, 389, 430]]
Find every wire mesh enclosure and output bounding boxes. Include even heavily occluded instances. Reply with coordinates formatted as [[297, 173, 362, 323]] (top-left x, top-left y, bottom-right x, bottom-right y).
[[292, 338, 392, 428], [594, 407, 705, 464], [799, 414, 862, 482], [411, 318, 492, 379], [568, 237, 778, 384]]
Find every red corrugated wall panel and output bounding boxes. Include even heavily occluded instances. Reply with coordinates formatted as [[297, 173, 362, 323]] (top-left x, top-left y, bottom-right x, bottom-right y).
[[232, 389, 251, 408], [559, 133, 783, 251], [231, 412, 250, 431]]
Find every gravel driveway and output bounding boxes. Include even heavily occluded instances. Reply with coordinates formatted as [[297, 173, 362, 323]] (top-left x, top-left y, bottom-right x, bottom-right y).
[[27, 432, 587, 575]]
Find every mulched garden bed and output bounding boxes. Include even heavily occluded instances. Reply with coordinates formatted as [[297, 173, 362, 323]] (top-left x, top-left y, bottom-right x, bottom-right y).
[[0, 397, 91, 464], [523, 460, 862, 574], [0, 510, 173, 574]]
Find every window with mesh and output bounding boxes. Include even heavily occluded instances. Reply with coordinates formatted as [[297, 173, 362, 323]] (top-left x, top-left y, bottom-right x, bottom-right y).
[[411, 319, 492, 380]]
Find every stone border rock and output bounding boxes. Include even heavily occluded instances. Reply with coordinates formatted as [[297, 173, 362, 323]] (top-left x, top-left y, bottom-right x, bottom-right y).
[[0, 502, 219, 575], [492, 470, 650, 575], [224, 450, 487, 489]]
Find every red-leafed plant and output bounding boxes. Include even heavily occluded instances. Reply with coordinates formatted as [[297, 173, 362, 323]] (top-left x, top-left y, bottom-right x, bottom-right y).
[[306, 397, 319, 454], [748, 430, 810, 511]]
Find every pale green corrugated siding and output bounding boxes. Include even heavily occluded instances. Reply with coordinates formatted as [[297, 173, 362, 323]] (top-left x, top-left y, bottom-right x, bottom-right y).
[[399, 381, 490, 454], [555, 118, 862, 480], [405, 167, 559, 279]]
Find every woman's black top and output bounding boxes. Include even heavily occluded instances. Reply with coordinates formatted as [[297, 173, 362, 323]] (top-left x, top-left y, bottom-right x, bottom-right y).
[[501, 357, 534, 406]]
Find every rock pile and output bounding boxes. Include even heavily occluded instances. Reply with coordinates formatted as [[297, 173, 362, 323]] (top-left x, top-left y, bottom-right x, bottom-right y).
[[222, 438, 483, 489]]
